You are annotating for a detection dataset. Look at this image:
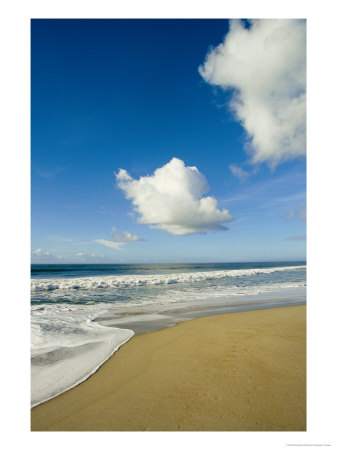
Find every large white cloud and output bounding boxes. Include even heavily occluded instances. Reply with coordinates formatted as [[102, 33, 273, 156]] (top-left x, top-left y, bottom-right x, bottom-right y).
[[199, 19, 306, 167], [116, 157, 232, 235]]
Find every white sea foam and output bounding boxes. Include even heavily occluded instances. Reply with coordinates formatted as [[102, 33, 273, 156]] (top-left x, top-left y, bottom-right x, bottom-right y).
[[31, 265, 306, 292], [31, 306, 134, 407], [31, 283, 306, 403], [31, 265, 306, 407]]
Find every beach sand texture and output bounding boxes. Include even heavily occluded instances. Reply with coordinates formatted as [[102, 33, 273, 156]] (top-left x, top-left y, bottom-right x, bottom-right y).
[[31, 305, 306, 431]]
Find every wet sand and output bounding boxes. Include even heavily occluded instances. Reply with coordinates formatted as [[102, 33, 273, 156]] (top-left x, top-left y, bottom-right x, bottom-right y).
[[31, 305, 306, 431]]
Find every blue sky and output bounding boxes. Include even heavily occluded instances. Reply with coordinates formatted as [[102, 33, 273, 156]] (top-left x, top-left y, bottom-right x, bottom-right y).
[[31, 19, 306, 263]]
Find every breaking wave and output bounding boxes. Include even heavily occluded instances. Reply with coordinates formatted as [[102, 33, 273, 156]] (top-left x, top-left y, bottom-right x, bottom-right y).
[[31, 265, 306, 292]]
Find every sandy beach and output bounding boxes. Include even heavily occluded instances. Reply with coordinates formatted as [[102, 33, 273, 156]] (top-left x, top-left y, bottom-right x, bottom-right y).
[[31, 305, 306, 431]]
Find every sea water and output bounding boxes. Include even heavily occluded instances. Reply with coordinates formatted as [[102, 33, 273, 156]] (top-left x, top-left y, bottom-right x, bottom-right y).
[[31, 261, 306, 407]]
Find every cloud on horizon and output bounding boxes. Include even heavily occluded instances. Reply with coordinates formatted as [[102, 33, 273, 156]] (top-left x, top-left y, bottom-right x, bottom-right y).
[[76, 252, 105, 258], [32, 248, 50, 256], [31, 248, 56, 262], [199, 19, 306, 168], [116, 157, 233, 235], [95, 228, 142, 250]]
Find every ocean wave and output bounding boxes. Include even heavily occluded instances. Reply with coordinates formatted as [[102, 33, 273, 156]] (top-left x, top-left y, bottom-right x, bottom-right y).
[[31, 265, 306, 292]]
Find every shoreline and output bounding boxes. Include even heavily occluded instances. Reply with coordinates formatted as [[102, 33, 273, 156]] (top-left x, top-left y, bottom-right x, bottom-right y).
[[31, 304, 306, 431]]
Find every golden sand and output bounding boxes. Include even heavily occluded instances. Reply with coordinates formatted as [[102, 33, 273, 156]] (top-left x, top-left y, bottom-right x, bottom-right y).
[[31, 305, 306, 431]]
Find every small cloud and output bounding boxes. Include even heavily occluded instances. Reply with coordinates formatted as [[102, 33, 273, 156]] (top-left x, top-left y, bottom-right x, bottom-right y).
[[116, 157, 233, 235], [110, 227, 142, 242], [229, 164, 249, 182], [31, 248, 54, 261], [34, 166, 67, 179], [94, 239, 125, 250], [32, 248, 50, 256], [76, 252, 105, 259], [98, 206, 114, 216], [75, 252, 105, 262], [94, 227, 143, 251], [285, 234, 306, 241], [282, 204, 306, 222]]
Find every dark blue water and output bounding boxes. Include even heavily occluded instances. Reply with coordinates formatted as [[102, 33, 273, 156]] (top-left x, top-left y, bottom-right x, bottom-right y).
[[31, 261, 306, 279]]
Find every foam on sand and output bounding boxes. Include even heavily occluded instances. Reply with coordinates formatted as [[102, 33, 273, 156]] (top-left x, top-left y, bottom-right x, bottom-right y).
[[31, 306, 306, 431], [31, 307, 134, 407]]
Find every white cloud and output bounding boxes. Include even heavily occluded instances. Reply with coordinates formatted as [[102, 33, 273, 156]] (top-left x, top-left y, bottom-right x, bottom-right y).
[[110, 227, 142, 242], [31, 248, 54, 261], [32, 248, 50, 256], [116, 157, 232, 235], [199, 19, 306, 168], [95, 228, 142, 250], [229, 164, 249, 182], [94, 239, 125, 250], [76, 252, 105, 258]]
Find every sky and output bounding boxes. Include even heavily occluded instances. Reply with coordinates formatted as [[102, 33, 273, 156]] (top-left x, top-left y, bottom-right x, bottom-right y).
[[31, 18, 306, 263]]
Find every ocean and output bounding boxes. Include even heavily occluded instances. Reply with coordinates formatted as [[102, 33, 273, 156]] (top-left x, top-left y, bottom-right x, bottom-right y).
[[31, 261, 306, 407]]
